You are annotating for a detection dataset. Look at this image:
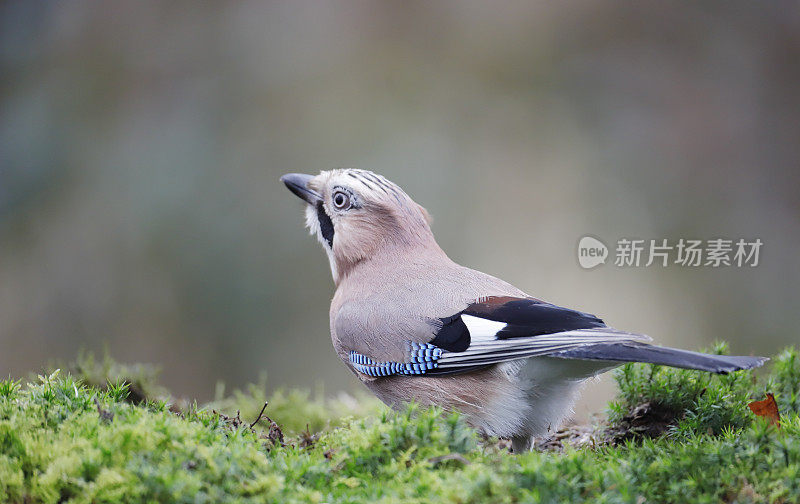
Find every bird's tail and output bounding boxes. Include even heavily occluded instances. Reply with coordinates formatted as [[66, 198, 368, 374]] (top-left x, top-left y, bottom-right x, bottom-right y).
[[552, 341, 767, 374]]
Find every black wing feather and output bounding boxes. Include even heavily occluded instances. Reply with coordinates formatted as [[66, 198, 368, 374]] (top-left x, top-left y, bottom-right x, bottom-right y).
[[431, 296, 605, 352], [552, 342, 767, 374]]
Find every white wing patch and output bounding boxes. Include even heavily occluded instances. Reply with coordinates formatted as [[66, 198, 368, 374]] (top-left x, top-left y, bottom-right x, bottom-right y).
[[460, 314, 507, 342]]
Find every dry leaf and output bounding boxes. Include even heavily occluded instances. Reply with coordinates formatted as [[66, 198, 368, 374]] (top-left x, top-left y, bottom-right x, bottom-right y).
[[748, 393, 780, 427]]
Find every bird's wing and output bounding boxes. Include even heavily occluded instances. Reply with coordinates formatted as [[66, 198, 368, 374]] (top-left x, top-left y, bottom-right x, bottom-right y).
[[428, 296, 765, 374], [427, 296, 651, 373], [348, 295, 766, 377], [348, 295, 650, 377]]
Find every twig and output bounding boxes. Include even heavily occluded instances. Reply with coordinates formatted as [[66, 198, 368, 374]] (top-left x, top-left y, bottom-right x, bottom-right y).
[[94, 396, 114, 422], [250, 401, 269, 429]]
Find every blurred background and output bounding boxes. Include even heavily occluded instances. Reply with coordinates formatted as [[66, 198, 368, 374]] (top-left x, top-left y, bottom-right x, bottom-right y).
[[1, 1, 798, 418]]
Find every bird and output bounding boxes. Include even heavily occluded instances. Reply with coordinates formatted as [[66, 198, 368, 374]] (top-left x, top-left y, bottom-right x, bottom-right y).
[[280, 168, 767, 452]]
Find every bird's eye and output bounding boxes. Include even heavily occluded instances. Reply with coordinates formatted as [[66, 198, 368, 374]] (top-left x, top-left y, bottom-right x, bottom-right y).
[[332, 191, 350, 210]]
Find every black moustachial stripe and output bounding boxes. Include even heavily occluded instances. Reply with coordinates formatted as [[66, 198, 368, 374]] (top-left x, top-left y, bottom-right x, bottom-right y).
[[316, 202, 334, 247]]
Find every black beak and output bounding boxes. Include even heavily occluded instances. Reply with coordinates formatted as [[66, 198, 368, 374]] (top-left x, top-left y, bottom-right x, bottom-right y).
[[280, 173, 321, 205]]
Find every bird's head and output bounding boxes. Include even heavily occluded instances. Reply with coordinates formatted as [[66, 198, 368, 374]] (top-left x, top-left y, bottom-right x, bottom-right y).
[[280, 169, 436, 283]]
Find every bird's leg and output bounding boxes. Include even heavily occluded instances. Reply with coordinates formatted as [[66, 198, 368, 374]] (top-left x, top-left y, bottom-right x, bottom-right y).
[[511, 435, 533, 453]]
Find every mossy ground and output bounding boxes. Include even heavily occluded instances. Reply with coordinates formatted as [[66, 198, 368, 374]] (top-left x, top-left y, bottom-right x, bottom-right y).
[[2, 345, 799, 503]]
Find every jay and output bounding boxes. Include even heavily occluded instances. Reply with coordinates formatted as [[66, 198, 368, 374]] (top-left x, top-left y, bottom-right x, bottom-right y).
[[281, 169, 766, 452]]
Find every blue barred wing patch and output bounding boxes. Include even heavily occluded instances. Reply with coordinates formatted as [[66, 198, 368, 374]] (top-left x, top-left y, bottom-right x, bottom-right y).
[[349, 342, 443, 377]]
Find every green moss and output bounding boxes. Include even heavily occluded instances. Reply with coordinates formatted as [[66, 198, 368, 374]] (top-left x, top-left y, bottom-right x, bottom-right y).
[[206, 373, 384, 436], [1, 346, 799, 503], [63, 351, 167, 405], [607, 342, 764, 439], [764, 347, 800, 415]]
